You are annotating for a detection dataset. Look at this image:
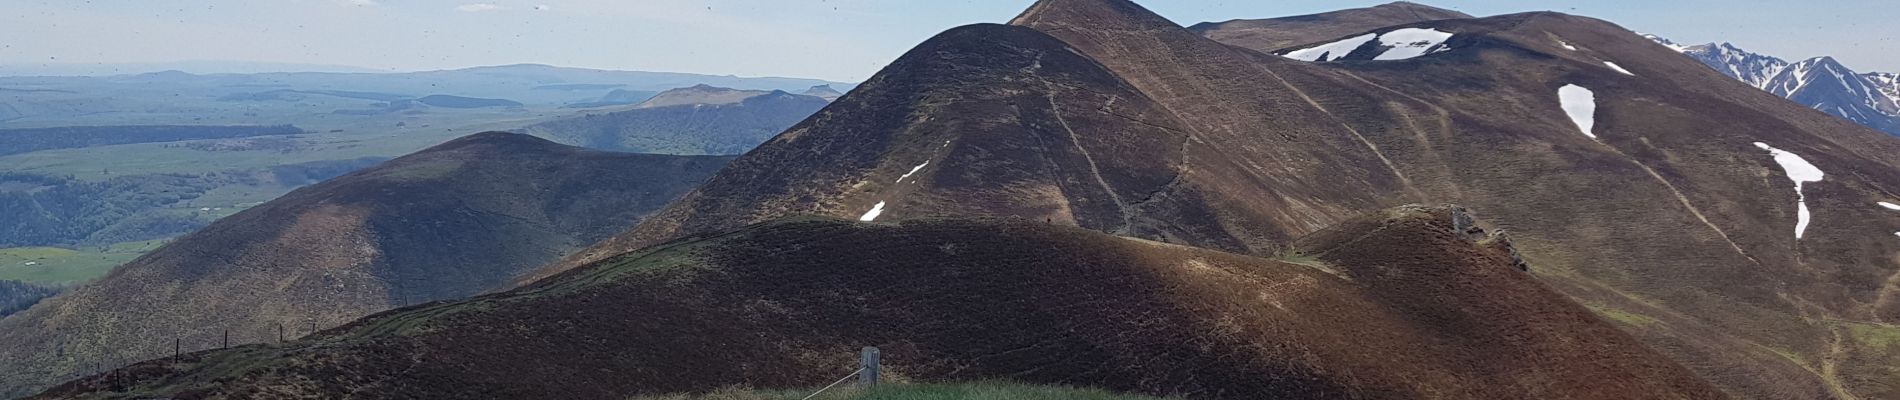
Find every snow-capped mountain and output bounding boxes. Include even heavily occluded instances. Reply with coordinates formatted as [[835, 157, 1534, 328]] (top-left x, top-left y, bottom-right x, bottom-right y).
[[1868, 72, 1900, 111], [1646, 34, 1900, 136], [1646, 35, 1788, 88], [1769, 57, 1900, 129]]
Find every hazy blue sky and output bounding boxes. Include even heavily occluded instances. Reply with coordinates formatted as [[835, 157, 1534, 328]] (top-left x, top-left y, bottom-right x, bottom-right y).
[[3, 0, 1895, 82]]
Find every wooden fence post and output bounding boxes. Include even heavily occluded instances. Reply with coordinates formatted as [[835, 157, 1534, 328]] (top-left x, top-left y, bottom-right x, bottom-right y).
[[859, 346, 880, 388]]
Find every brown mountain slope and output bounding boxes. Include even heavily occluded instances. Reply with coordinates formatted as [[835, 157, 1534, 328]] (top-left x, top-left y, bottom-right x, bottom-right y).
[[1030, 2, 1900, 396], [1248, 13, 1900, 399], [38, 207, 1723, 399], [521, 8, 1432, 284], [0, 132, 731, 397], [523, 86, 829, 155], [1187, 2, 1472, 54], [521, 1, 1900, 398]]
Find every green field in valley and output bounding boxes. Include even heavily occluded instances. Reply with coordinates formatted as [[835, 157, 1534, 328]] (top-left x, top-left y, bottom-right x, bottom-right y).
[[0, 239, 166, 285]]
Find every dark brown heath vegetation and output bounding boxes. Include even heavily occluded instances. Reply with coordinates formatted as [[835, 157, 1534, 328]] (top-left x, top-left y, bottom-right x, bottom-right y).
[[38, 207, 1722, 400], [1187, 2, 1472, 55], [0, 132, 730, 397], [522, 85, 830, 155], [522, 0, 1900, 398]]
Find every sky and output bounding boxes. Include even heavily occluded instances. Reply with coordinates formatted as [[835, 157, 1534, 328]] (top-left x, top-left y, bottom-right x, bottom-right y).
[[2, 0, 1895, 82]]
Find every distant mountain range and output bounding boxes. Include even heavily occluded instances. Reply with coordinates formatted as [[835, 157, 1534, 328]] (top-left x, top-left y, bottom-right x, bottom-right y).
[[0, 61, 387, 76], [0, 65, 843, 271], [0, 64, 853, 128], [521, 85, 832, 155], [1646, 35, 1900, 136]]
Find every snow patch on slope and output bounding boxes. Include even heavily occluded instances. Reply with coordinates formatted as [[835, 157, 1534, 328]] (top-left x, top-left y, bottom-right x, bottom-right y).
[[1558, 85, 1598, 138], [1284, 33, 1376, 62], [1557, 39, 1578, 51], [1883, 202, 1900, 238], [1282, 28, 1454, 62], [1604, 62, 1636, 76], [1374, 28, 1456, 61], [896, 161, 930, 183], [859, 202, 887, 222], [1753, 142, 1825, 239]]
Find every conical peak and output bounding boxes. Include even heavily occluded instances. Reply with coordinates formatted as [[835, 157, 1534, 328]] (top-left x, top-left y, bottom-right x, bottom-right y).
[[1785, 56, 1844, 72], [1009, 0, 1180, 31]]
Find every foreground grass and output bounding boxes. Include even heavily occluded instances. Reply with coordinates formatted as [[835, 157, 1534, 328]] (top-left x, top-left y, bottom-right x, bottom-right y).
[[633, 382, 1177, 400], [0, 239, 164, 284]]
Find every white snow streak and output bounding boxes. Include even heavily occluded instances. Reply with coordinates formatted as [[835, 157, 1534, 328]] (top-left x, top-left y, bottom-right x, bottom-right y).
[[1754, 142, 1825, 239], [1881, 202, 1900, 211], [1604, 61, 1636, 76], [1557, 39, 1578, 51], [1558, 85, 1599, 138], [1282, 28, 1455, 62], [858, 202, 887, 222], [1374, 28, 1455, 60], [896, 161, 930, 183], [1284, 33, 1377, 62]]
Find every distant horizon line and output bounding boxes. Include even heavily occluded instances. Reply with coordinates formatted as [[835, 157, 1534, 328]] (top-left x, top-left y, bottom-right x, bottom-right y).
[[0, 60, 861, 83]]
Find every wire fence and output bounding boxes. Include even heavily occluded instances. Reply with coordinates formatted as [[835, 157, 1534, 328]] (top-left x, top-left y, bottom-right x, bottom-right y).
[[801, 368, 865, 400], [801, 346, 880, 400], [56, 315, 337, 388]]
